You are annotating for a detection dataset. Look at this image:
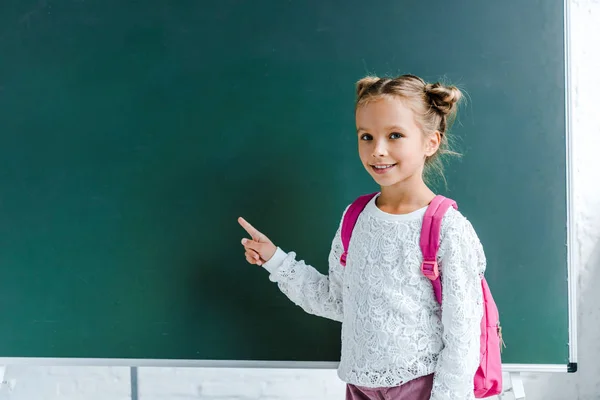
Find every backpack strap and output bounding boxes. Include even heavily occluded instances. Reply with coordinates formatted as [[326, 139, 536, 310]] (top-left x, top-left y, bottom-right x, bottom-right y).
[[340, 192, 378, 266], [420, 195, 458, 304]]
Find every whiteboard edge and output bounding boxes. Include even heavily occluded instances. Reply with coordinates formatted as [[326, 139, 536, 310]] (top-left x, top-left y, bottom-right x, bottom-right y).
[[0, 358, 569, 373], [563, 0, 578, 365]]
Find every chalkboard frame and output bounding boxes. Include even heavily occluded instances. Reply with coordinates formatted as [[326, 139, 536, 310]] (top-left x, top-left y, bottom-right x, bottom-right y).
[[0, 0, 578, 375]]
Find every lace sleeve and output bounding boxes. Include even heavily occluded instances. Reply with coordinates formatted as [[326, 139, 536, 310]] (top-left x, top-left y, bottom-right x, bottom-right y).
[[430, 211, 486, 400], [260, 210, 347, 322]]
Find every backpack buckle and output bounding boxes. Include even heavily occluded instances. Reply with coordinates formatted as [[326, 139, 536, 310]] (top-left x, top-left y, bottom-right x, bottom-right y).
[[421, 260, 439, 280]]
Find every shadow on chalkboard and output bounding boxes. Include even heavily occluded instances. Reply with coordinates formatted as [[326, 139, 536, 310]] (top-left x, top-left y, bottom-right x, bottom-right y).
[[184, 162, 342, 361]]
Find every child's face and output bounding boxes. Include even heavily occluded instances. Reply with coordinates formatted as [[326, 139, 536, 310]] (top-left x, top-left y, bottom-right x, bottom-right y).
[[355, 96, 438, 188]]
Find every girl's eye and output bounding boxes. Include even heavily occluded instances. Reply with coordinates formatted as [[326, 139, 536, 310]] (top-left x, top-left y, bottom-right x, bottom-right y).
[[360, 133, 373, 141], [390, 132, 403, 139]]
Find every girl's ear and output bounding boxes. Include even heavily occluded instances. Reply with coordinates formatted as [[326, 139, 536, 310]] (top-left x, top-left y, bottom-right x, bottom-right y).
[[425, 131, 441, 157]]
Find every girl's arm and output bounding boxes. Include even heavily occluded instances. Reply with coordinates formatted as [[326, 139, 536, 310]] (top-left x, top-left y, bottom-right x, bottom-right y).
[[239, 209, 347, 322], [430, 212, 486, 400]]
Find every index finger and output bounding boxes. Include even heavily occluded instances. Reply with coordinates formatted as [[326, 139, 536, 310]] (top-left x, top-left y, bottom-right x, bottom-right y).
[[238, 217, 261, 240]]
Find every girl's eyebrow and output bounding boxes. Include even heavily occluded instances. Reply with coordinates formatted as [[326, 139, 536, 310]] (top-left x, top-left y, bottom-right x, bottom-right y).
[[356, 125, 407, 132], [384, 125, 407, 131]]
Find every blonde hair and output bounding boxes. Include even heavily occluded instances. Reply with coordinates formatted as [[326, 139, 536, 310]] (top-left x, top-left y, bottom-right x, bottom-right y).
[[355, 74, 463, 186]]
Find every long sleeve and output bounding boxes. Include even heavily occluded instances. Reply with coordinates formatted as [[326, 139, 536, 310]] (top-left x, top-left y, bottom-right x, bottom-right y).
[[430, 214, 486, 400], [260, 210, 347, 322]]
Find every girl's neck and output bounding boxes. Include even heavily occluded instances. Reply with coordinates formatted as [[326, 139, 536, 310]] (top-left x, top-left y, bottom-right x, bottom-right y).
[[377, 176, 436, 215]]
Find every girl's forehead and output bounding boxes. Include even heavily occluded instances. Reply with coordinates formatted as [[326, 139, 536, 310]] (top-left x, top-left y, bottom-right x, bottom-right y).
[[356, 97, 417, 128]]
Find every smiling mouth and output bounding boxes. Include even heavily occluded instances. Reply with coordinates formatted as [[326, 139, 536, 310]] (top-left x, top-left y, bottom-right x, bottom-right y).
[[370, 164, 397, 174]]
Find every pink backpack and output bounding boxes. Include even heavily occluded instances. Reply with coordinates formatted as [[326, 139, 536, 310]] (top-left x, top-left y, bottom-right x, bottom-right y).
[[339, 193, 503, 398]]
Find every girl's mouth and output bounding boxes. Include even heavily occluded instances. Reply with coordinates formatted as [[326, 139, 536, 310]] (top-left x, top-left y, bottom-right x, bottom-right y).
[[370, 164, 397, 174]]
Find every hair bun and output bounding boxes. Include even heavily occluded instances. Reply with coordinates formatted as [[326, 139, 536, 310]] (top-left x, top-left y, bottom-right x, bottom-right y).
[[425, 82, 462, 116], [356, 76, 381, 98]]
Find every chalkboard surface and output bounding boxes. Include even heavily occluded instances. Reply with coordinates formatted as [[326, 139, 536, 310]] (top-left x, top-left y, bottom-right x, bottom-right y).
[[0, 0, 570, 367]]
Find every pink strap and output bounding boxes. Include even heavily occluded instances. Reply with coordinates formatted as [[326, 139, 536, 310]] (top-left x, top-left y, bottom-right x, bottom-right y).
[[420, 195, 457, 304], [340, 192, 378, 266]]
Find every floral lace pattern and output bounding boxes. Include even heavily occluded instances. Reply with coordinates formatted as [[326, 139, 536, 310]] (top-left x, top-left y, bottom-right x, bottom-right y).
[[263, 195, 485, 399]]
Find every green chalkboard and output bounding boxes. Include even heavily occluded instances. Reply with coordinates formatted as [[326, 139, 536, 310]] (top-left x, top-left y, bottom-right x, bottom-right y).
[[0, 0, 571, 368]]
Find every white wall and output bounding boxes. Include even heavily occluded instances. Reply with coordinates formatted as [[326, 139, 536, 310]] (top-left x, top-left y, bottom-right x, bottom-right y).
[[1, 1, 599, 399]]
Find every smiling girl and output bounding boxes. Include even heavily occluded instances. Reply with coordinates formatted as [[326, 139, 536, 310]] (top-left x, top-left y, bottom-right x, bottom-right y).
[[239, 74, 489, 400]]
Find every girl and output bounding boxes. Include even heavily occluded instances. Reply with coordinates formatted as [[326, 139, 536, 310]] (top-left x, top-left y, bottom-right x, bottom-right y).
[[238, 74, 485, 400]]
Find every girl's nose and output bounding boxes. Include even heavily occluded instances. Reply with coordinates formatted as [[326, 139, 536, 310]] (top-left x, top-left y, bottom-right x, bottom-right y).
[[372, 140, 388, 157]]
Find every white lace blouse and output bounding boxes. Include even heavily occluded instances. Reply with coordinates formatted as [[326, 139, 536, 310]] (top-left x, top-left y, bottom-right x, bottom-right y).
[[262, 194, 485, 400]]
